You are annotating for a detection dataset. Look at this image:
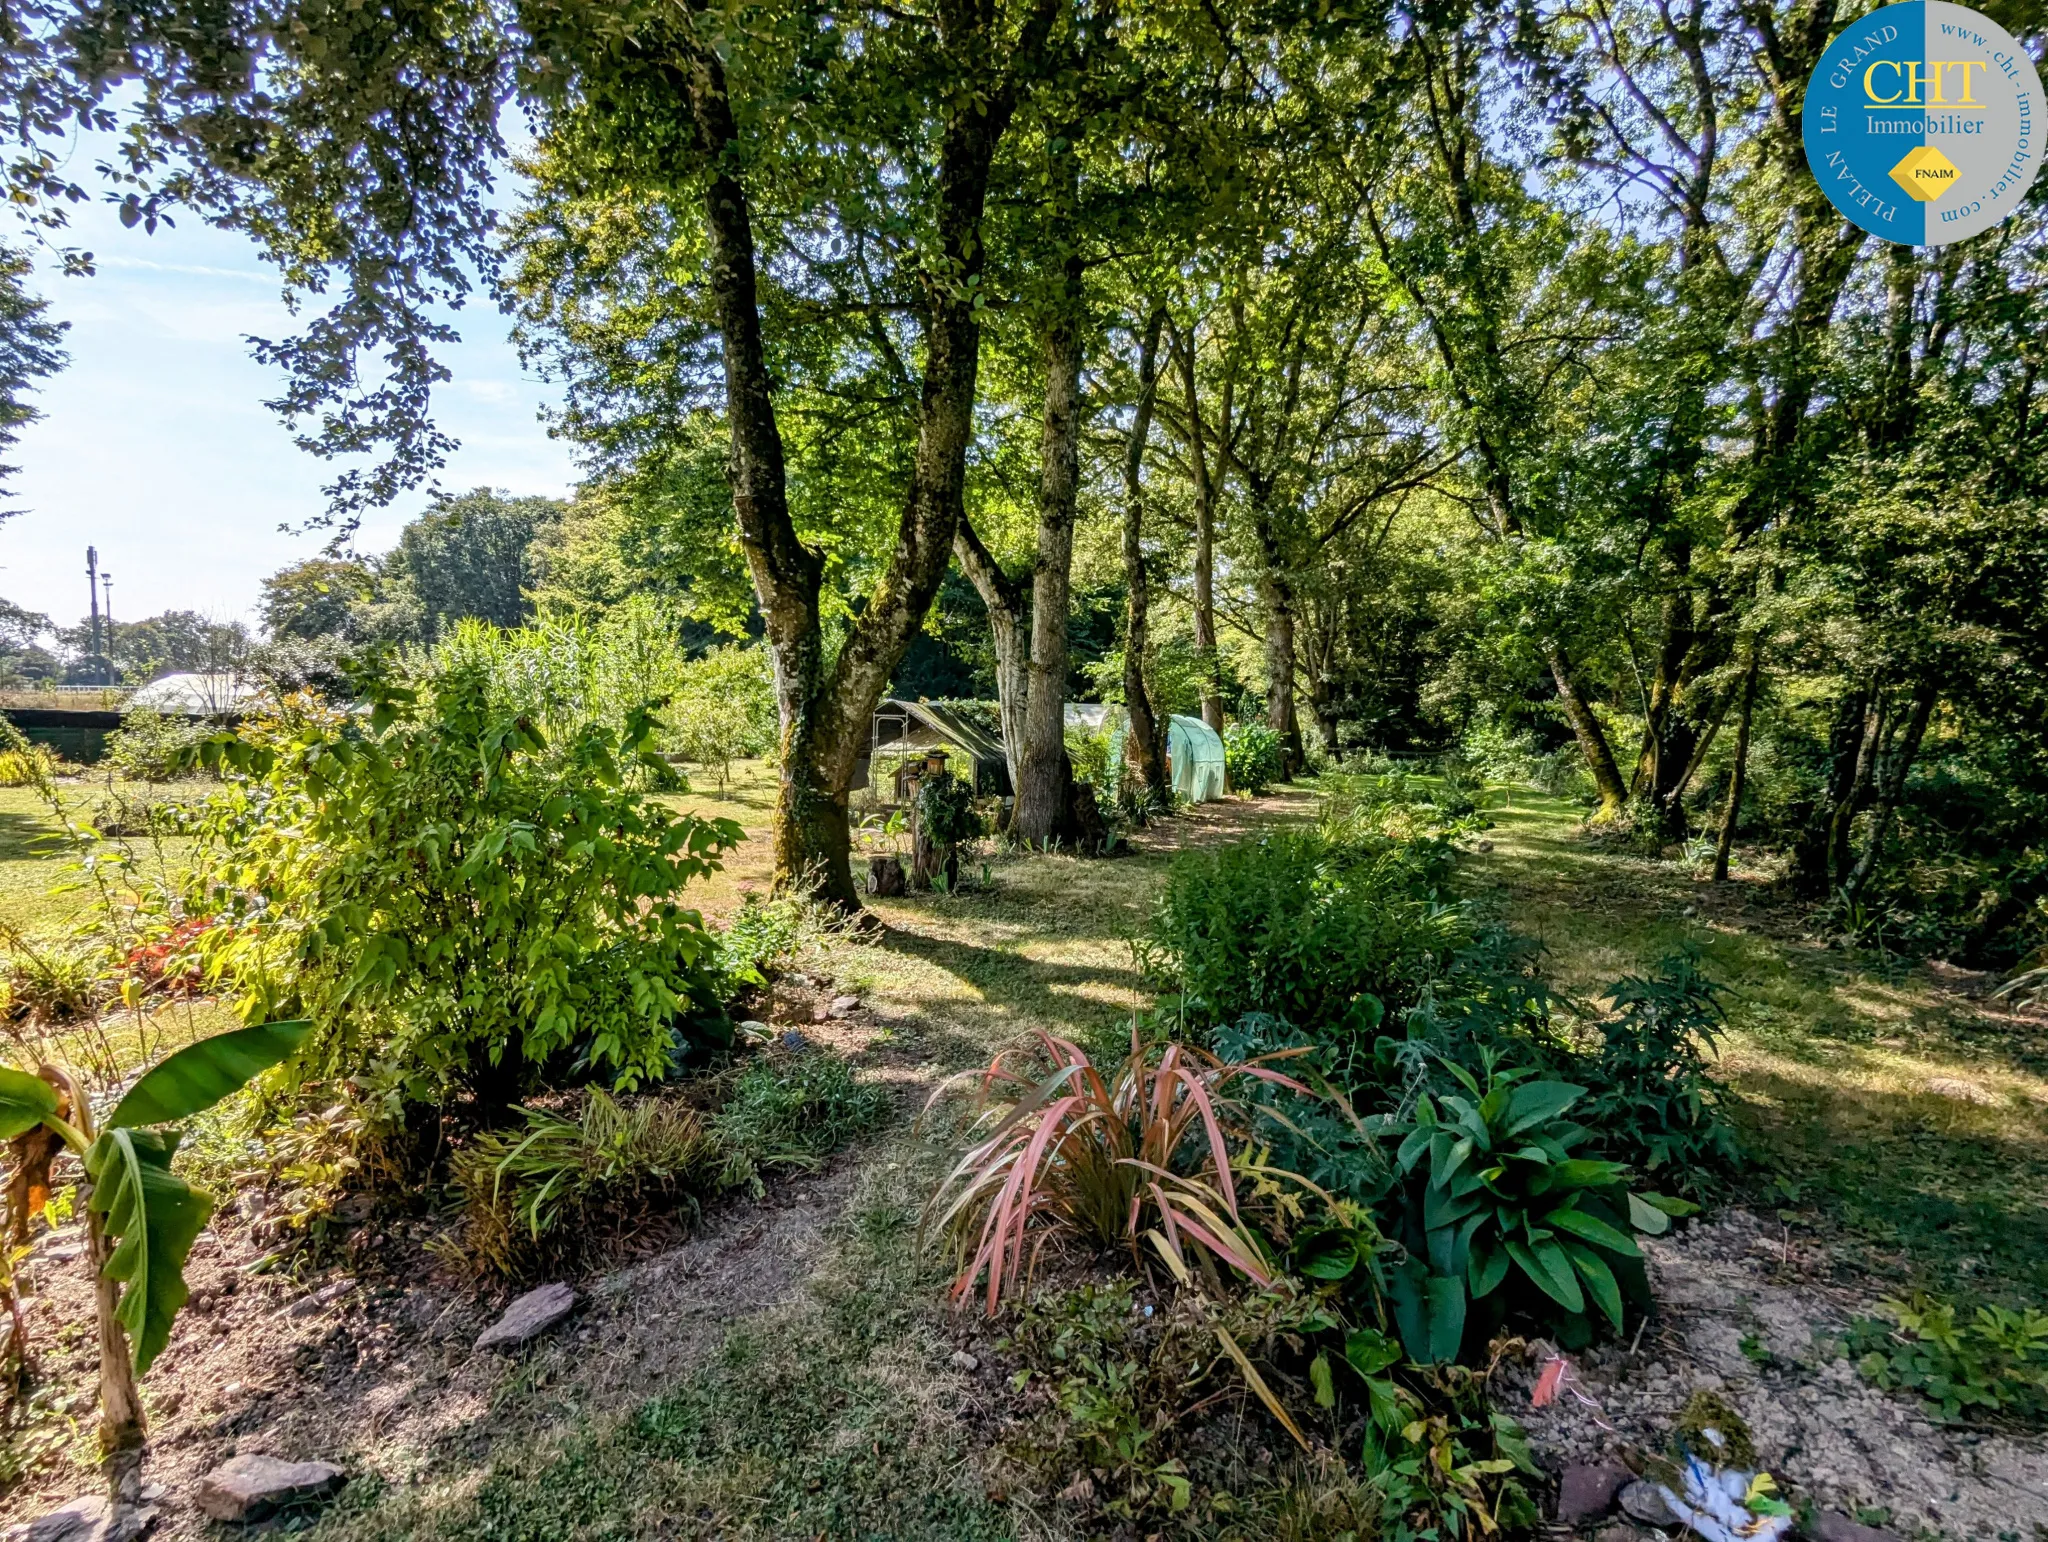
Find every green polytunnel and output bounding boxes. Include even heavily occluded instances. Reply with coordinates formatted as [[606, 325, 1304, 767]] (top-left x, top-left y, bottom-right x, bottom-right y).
[[1166, 714, 1226, 803]]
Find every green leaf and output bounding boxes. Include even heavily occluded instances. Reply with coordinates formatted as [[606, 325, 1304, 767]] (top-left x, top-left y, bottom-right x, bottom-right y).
[[1345, 1328, 1402, 1377], [1561, 1240, 1625, 1331], [1628, 1192, 1673, 1235], [1310, 1353, 1336, 1408], [1503, 1080, 1584, 1136], [1548, 1206, 1642, 1258], [1389, 1259, 1464, 1363], [85, 1127, 213, 1374], [0, 1066, 59, 1140], [1468, 1241, 1511, 1300], [111, 1020, 311, 1128], [1505, 1236, 1584, 1313]]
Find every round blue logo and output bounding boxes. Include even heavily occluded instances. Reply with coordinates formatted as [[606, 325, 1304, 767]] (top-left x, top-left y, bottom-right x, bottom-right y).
[[1803, 1, 2043, 245]]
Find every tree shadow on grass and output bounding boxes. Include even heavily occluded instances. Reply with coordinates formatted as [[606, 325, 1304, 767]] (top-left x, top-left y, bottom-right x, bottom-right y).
[[0, 807, 66, 863], [1733, 1065, 2048, 1300], [873, 921, 1148, 1048]]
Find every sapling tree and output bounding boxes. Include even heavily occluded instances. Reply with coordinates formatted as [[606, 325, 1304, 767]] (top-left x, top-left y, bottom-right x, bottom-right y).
[[0, 1018, 309, 1501]]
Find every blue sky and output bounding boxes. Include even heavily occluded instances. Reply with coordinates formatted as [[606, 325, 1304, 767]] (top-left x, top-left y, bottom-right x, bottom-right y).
[[0, 197, 577, 637]]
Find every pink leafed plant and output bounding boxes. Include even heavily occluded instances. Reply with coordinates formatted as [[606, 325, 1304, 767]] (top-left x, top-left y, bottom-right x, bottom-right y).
[[921, 1028, 1320, 1315]]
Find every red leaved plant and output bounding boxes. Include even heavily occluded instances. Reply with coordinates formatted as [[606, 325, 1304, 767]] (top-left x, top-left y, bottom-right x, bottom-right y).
[[922, 1028, 1320, 1314]]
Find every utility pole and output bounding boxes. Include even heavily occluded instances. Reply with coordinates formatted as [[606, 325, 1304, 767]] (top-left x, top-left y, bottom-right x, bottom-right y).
[[86, 547, 103, 684], [100, 573, 113, 684]]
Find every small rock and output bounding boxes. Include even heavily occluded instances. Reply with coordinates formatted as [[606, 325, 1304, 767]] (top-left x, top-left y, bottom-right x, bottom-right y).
[[1476, 839, 1494, 852], [949, 1350, 980, 1372], [829, 994, 861, 1018], [40, 1242, 84, 1262], [220, 1382, 244, 1400], [1556, 1460, 1631, 1524], [781, 1029, 808, 1050], [194, 1454, 347, 1523], [811, 1003, 831, 1024], [5, 1495, 156, 1542], [475, 1282, 576, 1351], [1812, 1515, 1905, 1542], [284, 1278, 356, 1318], [1618, 1480, 1677, 1528]]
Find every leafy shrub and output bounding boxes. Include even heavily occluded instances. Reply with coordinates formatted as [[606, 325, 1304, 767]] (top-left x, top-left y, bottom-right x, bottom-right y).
[[0, 927, 104, 1024], [1844, 1292, 2048, 1426], [718, 892, 811, 988], [1003, 1279, 1541, 1535], [188, 663, 745, 1122], [1381, 1058, 1682, 1359], [453, 1088, 719, 1275], [924, 1030, 1320, 1312], [1224, 721, 1286, 795], [914, 771, 983, 849], [1139, 825, 1468, 1047], [105, 705, 214, 783], [710, 1051, 889, 1194], [0, 745, 54, 788], [1576, 953, 1743, 1193]]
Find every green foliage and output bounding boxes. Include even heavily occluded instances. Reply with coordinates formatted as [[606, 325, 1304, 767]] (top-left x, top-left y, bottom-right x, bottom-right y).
[[110, 1019, 312, 1128], [0, 744, 53, 787], [1139, 824, 1468, 1047], [84, 1127, 210, 1376], [709, 1052, 890, 1195], [1383, 1059, 1673, 1357], [1577, 953, 1743, 1193], [913, 771, 982, 850], [452, 1088, 719, 1276], [1003, 1281, 1540, 1538], [1844, 1293, 2048, 1427], [105, 705, 214, 783], [189, 661, 744, 1119], [1224, 721, 1286, 796]]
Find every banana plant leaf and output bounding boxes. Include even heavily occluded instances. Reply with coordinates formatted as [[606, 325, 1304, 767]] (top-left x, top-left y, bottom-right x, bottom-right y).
[[85, 1127, 213, 1374], [110, 1019, 311, 1129], [0, 1066, 59, 1140]]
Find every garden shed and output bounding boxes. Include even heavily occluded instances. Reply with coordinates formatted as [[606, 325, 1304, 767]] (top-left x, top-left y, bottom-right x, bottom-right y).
[[863, 698, 1012, 797]]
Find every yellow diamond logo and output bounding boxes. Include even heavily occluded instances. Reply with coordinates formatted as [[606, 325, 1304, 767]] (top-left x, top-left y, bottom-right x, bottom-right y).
[[1890, 145, 1961, 202]]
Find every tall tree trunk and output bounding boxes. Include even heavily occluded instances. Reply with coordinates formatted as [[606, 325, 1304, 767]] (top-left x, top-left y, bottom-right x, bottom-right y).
[[1548, 646, 1628, 819], [1713, 649, 1760, 882], [1827, 692, 1884, 886], [1120, 308, 1169, 804], [1013, 254, 1086, 846], [1173, 324, 1225, 732], [1258, 566, 1306, 777], [1842, 680, 1936, 901], [676, 0, 1041, 905], [954, 514, 1028, 803]]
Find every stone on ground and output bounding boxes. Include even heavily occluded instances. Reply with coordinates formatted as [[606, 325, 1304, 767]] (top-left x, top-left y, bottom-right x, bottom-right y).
[[1555, 1460, 1632, 1524], [475, 1282, 576, 1350], [1617, 1480, 1678, 1527], [829, 994, 860, 1017], [5, 1496, 156, 1542], [195, 1455, 347, 1523]]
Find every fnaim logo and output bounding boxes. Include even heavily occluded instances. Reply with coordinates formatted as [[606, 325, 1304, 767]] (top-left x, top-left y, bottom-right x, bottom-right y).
[[1804, 2, 2043, 244]]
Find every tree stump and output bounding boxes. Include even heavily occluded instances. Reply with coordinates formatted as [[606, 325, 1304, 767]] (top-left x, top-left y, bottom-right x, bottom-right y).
[[867, 854, 906, 896]]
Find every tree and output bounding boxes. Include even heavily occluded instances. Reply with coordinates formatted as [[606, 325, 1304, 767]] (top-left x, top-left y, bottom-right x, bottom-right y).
[[392, 488, 562, 639], [260, 558, 378, 641]]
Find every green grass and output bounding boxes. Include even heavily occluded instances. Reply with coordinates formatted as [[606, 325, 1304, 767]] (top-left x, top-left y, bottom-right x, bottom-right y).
[[1468, 789, 2048, 1303]]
